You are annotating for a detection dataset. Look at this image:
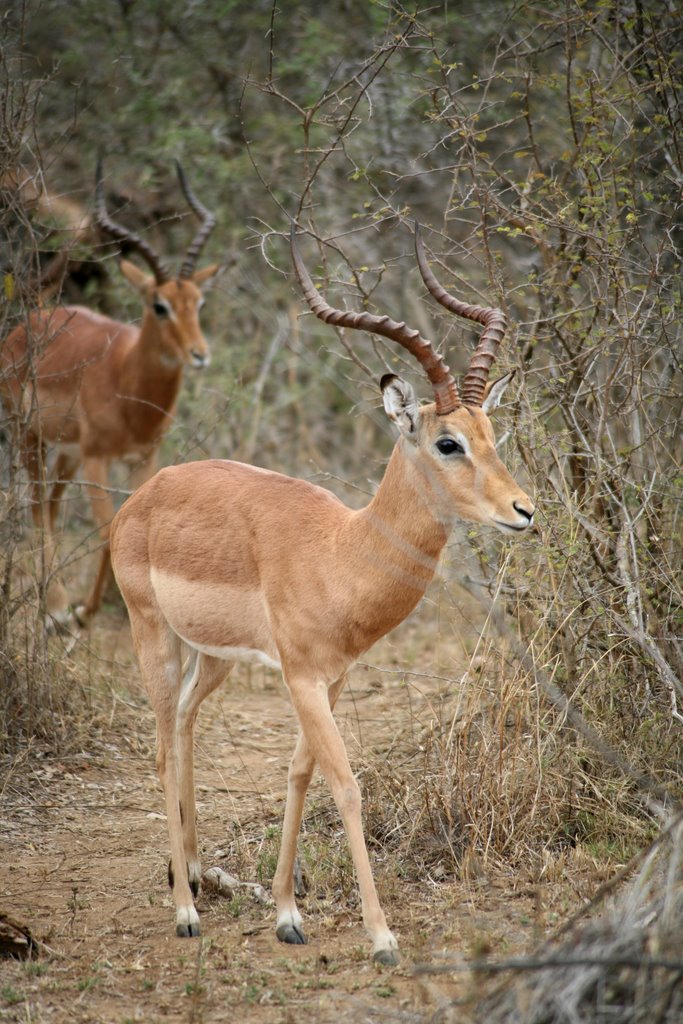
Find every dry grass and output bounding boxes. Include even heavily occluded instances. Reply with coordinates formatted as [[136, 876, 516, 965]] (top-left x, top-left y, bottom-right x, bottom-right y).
[[349, 570, 661, 893]]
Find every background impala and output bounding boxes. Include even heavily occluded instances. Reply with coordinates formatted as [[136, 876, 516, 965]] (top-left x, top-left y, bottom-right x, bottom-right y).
[[0, 161, 219, 628]]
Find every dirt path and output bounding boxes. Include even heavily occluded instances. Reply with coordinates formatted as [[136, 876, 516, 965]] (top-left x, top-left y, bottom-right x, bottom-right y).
[[0, 608, 545, 1023]]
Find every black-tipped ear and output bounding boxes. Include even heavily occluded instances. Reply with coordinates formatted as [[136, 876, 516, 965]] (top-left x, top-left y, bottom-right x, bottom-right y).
[[380, 372, 399, 392], [381, 375, 419, 438], [482, 369, 517, 413]]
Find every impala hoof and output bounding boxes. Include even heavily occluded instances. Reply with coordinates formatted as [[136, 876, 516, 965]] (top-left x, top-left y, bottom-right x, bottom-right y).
[[176, 906, 201, 938], [176, 920, 201, 938], [45, 608, 75, 635], [373, 947, 400, 967], [73, 604, 91, 629], [276, 923, 307, 945]]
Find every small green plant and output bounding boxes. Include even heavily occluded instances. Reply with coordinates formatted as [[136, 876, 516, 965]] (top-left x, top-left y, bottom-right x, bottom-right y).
[[294, 977, 333, 991], [228, 894, 245, 918], [244, 982, 262, 1004], [2, 985, 22, 1006], [24, 962, 48, 978]]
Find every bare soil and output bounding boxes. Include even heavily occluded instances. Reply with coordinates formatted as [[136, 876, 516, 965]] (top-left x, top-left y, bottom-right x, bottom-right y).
[[1, 601, 584, 1024]]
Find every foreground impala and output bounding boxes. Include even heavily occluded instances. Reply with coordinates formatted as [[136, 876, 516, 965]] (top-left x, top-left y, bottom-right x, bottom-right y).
[[0, 162, 219, 627], [110, 225, 535, 965]]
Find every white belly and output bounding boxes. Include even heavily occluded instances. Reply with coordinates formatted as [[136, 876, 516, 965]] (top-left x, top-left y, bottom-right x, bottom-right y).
[[175, 635, 281, 670], [149, 567, 280, 669]]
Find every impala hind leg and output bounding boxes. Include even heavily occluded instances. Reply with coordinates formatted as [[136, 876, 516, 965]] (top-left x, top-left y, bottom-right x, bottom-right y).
[[25, 439, 70, 628], [272, 674, 347, 946], [175, 651, 233, 897], [130, 620, 200, 936], [285, 675, 399, 966]]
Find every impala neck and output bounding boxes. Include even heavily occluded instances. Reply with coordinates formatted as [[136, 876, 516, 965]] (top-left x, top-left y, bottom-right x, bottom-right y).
[[120, 313, 184, 434], [344, 437, 451, 639]]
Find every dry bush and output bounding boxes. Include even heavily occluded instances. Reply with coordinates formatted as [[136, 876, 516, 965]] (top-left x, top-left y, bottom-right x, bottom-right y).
[[0, 41, 94, 755], [465, 814, 683, 1023]]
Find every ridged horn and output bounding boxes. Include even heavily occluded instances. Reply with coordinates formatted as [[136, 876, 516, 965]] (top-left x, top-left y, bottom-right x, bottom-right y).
[[176, 161, 216, 280], [94, 158, 169, 284], [291, 223, 460, 415], [415, 223, 507, 407]]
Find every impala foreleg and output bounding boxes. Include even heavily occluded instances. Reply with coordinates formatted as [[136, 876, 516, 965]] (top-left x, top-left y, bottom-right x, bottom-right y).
[[286, 675, 399, 966], [78, 456, 115, 622], [272, 731, 314, 945], [176, 651, 232, 895], [80, 452, 158, 623], [48, 452, 80, 533], [272, 674, 347, 946]]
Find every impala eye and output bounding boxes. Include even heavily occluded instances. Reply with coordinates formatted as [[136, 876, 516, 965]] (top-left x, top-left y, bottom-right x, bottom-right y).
[[153, 299, 170, 318], [436, 437, 465, 456]]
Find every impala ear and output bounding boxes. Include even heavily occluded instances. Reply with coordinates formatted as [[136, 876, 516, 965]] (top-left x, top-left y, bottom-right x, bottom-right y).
[[192, 263, 222, 288], [119, 259, 154, 293], [381, 374, 419, 438], [481, 370, 517, 414]]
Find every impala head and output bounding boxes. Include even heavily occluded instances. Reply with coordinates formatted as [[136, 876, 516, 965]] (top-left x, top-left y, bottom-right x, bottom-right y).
[[291, 222, 535, 535], [380, 372, 534, 534], [95, 159, 220, 368]]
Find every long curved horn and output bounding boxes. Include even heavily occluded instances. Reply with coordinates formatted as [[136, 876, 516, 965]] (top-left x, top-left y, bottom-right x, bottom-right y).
[[291, 224, 460, 415], [175, 161, 216, 280], [94, 158, 169, 284], [415, 223, 507, 408]]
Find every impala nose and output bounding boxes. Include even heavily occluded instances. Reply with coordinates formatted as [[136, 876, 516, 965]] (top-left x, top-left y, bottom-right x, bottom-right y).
[[190, 350, 209, 368], [513, 500, 534, 527]]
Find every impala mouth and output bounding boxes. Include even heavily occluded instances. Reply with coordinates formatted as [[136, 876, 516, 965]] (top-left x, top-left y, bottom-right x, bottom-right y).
[[494, 519, 533, 535], [190, 351, 209, 368]]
